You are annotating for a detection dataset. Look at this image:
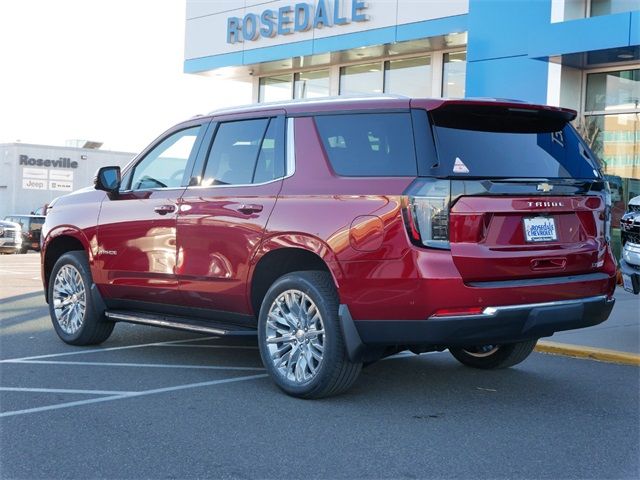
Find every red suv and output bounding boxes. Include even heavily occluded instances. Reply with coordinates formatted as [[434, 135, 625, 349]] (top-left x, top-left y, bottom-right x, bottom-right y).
[[41, 97, 616, 398]]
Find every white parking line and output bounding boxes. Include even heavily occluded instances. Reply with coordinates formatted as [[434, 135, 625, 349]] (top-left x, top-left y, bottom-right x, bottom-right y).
[[7, 359, 264, 371], [0, 373, 268, 418], [0, 336, 220, 363], [151, 344, 258, 350], [0, 387, 137, 395]]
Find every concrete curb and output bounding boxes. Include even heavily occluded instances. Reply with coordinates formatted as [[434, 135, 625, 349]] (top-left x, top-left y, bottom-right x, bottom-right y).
[[536, 341, 640, 366]]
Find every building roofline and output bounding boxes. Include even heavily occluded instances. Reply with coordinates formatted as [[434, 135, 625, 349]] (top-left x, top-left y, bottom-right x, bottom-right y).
[[0, 142, 136, 155]]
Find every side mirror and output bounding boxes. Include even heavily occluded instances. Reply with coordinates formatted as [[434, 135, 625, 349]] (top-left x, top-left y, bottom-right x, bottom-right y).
[[95, 166, 121, 193]]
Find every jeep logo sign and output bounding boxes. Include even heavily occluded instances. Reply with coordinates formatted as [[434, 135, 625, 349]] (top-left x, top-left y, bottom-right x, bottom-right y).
[[227, 0, 368, 44]]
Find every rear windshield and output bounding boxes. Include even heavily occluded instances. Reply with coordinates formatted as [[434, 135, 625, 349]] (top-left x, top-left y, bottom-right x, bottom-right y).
[[314, 113, 417, 176], [430, 106, 599, 179]]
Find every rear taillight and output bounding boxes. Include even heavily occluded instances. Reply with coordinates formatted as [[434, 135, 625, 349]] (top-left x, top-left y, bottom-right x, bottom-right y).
[[402, 179, 450, 249], [603, 183, 612, 244]]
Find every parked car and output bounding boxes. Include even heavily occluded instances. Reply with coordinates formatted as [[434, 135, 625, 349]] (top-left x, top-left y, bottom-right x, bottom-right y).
[[40, 97, 617, 398], [0, 220, 23, 254], [620, 195, 640, 294], [4, 214, 46, 253]]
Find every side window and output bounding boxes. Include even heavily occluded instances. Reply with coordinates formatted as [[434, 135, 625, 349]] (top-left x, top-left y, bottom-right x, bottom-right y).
[[254, 117, 285, 184], [129, 126, 202, 190], [314, 113, 417, 177], [201, 117, 283, 186]]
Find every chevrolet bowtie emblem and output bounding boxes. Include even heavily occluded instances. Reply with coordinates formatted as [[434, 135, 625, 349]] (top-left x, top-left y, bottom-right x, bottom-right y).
[[537, 183, 553, 193]]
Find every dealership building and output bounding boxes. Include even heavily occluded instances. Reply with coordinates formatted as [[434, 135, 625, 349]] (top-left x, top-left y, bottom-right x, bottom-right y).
[[184, 0, 640, 206], [0, 143, 134, 219]]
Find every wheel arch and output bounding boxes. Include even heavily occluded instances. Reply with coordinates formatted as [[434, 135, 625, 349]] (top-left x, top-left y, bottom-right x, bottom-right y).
[[249, 236, 343, 317], [43, 227, 91, 302]]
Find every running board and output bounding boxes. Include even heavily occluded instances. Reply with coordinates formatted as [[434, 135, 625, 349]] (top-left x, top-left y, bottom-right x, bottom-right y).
[[105, 310, 257, 336]]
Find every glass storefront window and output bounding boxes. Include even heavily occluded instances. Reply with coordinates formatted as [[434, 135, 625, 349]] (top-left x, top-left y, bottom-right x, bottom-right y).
[[442, 51, 466, 98], [590, 0, 639, 16], [294, 70, 330, 99], [384, 57, 431, 97], [585, 113, 639, 179], [259, 75, 292, 102], [340, 63, 383, 95], [586, 69, 640, 112]]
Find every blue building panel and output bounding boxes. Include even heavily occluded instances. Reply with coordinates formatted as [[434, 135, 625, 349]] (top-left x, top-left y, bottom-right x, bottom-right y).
[[312, 26, 396, 55], [395, 15, 467, 43], [243, 40, 314, 65], [466, 55, 548, 105], [528, 12, 638, 59], [466, 0, 551, 62], [184, 51, 244, 74], [630, 11, 640, 45]]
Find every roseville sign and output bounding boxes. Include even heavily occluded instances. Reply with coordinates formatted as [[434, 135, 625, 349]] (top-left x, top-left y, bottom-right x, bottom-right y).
[[19, 154, 78, 169], [227, 0, 368, 44]]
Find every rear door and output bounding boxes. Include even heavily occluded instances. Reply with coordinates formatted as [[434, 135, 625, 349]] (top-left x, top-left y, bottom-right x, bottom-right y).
[[176, 113, 286, 316], [425, 103, 608, 282]]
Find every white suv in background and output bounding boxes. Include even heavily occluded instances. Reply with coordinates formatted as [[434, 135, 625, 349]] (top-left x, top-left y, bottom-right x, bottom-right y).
[[620, 195, 640, 294], [0, 221, 23, 254]]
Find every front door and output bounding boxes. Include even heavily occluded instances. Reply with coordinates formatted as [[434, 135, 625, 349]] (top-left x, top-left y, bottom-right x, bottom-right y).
[[94, 122, 208, 305], [177, 115, 285, 316]]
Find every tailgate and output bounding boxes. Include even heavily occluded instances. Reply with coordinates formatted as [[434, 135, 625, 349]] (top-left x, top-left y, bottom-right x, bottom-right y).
[[449, 193, 607, 282]]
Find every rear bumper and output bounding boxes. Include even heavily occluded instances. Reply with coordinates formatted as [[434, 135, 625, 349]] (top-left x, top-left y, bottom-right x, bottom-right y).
[[350, 295, 614, 347]]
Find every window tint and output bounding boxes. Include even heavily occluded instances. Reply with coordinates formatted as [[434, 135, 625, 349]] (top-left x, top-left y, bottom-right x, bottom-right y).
[[254, 118, 285, 184], [433, 126, 598, 179], [202, 118, 273, 186], [314, 113, 417, 176], [130, 126, 201, 190]]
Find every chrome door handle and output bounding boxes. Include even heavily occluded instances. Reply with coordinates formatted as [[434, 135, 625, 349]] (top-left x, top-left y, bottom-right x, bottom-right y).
[[154, 205, 176, 215], [236, 204, 263, 214]]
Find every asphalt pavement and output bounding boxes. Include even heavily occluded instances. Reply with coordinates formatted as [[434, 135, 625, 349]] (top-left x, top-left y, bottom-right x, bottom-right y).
[[1, 253, 639, 479]]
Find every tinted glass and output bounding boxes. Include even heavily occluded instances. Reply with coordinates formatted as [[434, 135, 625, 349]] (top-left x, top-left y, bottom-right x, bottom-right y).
[[130, 126, 201, 190], [294, 70, 330, 99], [315, 113, 417, 176], [433, 125, 599, 179], [585, 69, 640, 112], [340, 63, 383, 95], [591, 0, 639, 16], [254, 118, 285, 184], [202, 119, 269, 185], [384, 57, 431, 97], [443, 51, 466, 98], [259, 75, 292, 102]]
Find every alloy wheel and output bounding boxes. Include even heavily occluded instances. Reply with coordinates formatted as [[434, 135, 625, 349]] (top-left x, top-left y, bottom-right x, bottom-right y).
[[52, 264, 87, 335], [265, 289, 325, 384]]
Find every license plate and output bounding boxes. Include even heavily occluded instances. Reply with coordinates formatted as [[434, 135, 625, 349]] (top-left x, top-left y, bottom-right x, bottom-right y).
[[523, 217, 557, 242], [623, 273, 634, 293]]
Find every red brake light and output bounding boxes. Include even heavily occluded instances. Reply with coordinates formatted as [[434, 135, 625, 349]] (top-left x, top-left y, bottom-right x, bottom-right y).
[[432, 306, 485, 317]]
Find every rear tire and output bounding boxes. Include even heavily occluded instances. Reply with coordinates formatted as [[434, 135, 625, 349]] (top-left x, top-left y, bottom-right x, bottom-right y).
[[48, 251, 114, 346], [258, 271, 362, 399], [449, 340, 537, 369]]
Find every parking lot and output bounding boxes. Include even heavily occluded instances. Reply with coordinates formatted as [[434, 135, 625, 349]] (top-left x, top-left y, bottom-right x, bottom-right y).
[[1, 253, 639, 479]]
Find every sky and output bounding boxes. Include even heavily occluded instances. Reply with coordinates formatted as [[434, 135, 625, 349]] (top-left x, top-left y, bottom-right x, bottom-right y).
[[0, 0, 252, 153]]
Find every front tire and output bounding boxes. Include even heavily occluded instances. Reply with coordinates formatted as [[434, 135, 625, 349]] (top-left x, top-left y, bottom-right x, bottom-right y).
[[257, 271, 362, 399], [48, 251, 114, 345], [449, 340, 537, 369]]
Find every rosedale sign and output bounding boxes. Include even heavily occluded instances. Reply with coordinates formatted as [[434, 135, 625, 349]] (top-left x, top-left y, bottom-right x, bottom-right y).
[[227, 0, 369, 44]]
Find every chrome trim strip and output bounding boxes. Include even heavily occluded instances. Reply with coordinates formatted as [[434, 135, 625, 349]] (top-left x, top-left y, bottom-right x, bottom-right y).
[[482, 295, 609, 316], [286, 117, 296, 177], [105, 312, 227, 335], [429, 295, 610, 320]]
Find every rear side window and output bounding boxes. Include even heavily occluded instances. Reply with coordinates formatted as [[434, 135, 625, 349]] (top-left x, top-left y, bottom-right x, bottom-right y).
[[201, 117, 284, 186], [429, 105, 599, 179], [314, 113, 417, 176]]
